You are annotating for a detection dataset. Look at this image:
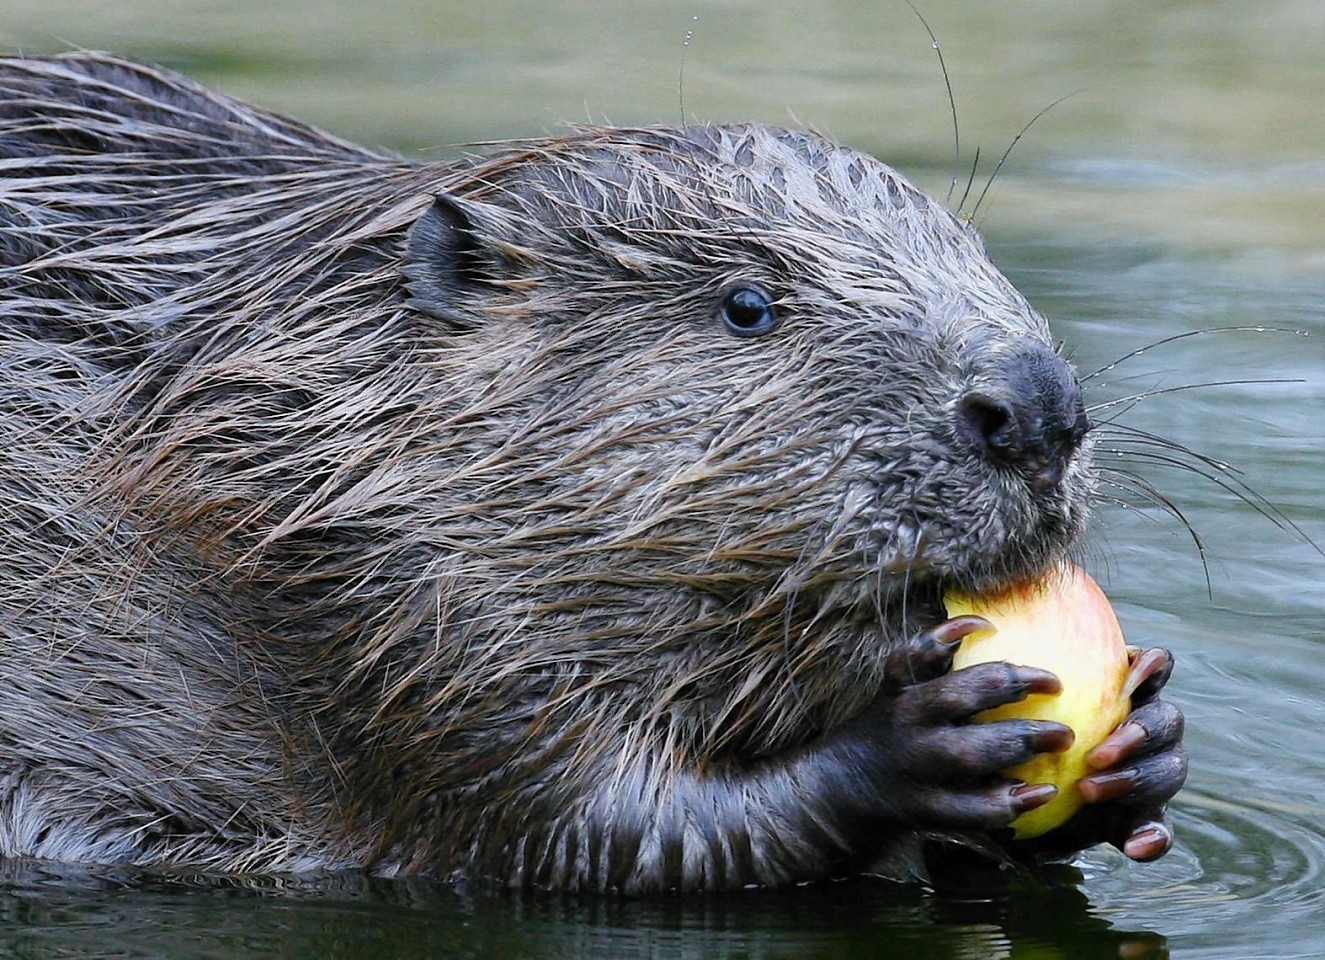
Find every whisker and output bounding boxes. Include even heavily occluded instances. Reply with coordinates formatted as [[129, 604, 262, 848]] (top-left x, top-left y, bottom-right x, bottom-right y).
[[903, 0, 962, 207], [1095, 466, 1211, 595], [1094, 422, 1239, 474], [896, 516, 921, 682], [1096, 429, 1319, 553], [1087, 377, 1302, 424], [956, 145, 982, 215], [1081, 326, 1307, 383]]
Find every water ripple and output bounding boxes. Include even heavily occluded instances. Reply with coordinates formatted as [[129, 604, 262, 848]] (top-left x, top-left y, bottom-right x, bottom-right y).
[[1076, 789, 1325, 958]]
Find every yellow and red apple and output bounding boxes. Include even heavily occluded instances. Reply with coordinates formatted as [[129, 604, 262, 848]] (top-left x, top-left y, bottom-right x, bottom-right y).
[[944, 563, 1130, 839]]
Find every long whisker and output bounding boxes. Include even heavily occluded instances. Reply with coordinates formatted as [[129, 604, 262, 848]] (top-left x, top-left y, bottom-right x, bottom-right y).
[[1081, 326, 1307, 383], [1093, 422, 1238, 474], [903, 0, 962, 207], [1087, 377, 1303, 424], [956, 146, 982, 218], [1095, 425, 1320, 553]]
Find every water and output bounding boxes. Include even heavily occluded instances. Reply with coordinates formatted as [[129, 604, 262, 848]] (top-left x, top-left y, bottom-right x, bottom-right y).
[[2, 1, 1323, 957]]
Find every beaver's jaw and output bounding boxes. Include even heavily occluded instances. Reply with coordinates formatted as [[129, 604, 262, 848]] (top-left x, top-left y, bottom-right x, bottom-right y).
[[885, 525, 1082, 639], [849, 460, 1094, 642]]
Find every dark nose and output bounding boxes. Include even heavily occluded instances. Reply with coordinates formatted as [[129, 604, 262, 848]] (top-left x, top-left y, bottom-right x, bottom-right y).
[[956, 344, 1088, 493]]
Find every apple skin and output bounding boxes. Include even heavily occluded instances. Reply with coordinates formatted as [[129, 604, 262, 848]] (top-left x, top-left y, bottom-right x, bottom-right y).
[[945, 563, 1131, 839]]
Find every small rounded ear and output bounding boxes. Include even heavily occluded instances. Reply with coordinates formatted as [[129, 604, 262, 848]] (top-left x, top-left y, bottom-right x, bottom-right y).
[[403, 194, 531, 330]]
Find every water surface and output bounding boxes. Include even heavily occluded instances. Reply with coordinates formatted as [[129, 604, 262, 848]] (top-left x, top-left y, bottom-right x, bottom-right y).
[[3, 1, 1323, 957]]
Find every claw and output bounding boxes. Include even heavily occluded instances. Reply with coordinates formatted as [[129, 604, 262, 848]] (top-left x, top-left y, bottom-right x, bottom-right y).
[[1031, 723, 1075, 754], [1086, 720, 1147, 769], [885, 616, 992, 688], [1122, 821, 1173, 861], [1010, 782, 1057, 816], [931, 615, 993, 646], [1122, 648, 1170, 699], [1077, 766, 1140, 803]]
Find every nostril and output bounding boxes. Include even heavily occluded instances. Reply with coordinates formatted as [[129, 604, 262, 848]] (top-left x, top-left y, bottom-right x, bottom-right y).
[[957, 393, 1019, 459]]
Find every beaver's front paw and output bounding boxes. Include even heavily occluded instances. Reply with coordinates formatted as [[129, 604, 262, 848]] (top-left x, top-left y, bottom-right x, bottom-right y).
[[843, 617, 1075, 831], [1021, 646, 1188, 862]]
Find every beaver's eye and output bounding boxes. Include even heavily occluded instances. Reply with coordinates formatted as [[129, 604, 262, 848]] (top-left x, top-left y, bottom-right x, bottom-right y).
[[718, 285, 778, 337]]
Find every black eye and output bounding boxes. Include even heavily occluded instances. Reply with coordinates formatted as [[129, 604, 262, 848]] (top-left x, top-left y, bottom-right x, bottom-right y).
[[718, 284, 778, 337]]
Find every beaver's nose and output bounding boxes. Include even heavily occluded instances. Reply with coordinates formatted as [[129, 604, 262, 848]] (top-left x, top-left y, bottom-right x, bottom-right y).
[[956, 344, 1088, 493]]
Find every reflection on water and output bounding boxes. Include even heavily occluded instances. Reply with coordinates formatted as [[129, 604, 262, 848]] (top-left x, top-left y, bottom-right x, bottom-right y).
[[2, 859, 1175, 960], [2, 1, 1323, 958]]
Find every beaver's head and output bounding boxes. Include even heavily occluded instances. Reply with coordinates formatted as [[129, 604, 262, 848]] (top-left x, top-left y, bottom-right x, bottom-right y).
[[389, 123, 1093, 760]]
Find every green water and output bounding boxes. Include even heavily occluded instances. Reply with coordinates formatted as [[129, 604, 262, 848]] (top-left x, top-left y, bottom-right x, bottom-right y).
[[3, 1, 1323, 957]]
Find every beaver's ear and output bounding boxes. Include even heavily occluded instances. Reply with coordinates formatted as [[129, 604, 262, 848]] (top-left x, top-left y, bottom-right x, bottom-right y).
[[404, 194, 527, 330]]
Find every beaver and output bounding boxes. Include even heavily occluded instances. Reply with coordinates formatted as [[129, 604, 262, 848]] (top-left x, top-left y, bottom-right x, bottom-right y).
[[0, 53, 1185, 893]]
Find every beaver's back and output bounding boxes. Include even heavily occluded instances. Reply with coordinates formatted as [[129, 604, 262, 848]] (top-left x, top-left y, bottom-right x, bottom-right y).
[[0, 54, 419, 345], [0, 52, 374, 164], [0, 54, 414, 870]]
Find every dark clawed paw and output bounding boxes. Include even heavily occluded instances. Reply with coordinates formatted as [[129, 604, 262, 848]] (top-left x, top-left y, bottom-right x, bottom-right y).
[[859, 622, 1078, 832], [888, 657, 1066, 784], [1043, 662, 1187, 861], [1083, 698, 1187, 804], [1010, 646, 1187, 863]]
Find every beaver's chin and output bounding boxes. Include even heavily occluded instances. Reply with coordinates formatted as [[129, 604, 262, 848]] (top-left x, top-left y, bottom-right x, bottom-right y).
[[887, 542, 1076, 639], [935, 555, 1068, 601]]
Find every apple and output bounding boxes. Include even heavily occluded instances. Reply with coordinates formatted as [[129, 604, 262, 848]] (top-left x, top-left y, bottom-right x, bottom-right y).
[[944, 563, 1131, 839]]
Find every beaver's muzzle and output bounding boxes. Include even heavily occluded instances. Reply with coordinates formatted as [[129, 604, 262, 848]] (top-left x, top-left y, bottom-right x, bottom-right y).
[[955, 343, 1088, 494]]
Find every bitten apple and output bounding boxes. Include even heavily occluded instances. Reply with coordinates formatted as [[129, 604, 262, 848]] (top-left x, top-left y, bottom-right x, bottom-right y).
[[944, 563, 1131, 839]]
